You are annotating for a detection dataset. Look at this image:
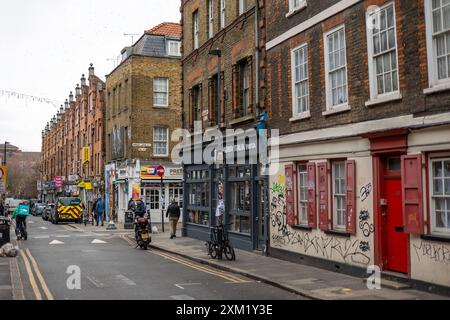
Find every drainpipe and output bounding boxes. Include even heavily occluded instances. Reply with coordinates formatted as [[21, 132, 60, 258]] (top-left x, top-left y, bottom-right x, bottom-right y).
[[254, 0, 260, 117]]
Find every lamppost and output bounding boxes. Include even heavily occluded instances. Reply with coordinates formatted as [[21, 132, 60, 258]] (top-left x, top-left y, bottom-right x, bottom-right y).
[[2, 141, 9, 166], [208, 49, 222, 126]]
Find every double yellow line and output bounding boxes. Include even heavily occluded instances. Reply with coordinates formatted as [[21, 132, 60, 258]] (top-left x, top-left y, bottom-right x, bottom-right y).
[[121, 235, 248, 283], [20, 248, 54, 300]]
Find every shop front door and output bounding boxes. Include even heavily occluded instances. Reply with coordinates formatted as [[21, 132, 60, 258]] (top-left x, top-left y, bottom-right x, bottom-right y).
[[381, 158, 408, 274], [256, 180, 268, 251]]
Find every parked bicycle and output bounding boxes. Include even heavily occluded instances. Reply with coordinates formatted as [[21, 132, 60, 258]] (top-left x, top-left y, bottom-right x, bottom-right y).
[[206, 223, 236, 261]]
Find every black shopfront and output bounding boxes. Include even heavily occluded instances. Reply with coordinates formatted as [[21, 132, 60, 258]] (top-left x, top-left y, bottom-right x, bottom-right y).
[[182, 134, 269, 252]]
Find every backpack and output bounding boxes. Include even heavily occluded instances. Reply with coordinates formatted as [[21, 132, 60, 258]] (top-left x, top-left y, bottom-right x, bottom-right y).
[[17, 204, 30, 216]]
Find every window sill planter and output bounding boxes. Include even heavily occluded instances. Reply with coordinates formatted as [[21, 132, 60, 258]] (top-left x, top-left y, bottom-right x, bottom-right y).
[[365, 93, 403, 107], [289, 111, 311, 122], [424, 82, 450, 95], [322, 104, 351, 116]]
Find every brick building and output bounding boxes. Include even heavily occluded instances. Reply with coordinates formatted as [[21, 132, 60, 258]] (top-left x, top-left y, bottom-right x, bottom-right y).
[[181, 0, 269, 251], [104, 22, 183, 224], [41, 64, 106, 209], [266, 0, 450, 290]]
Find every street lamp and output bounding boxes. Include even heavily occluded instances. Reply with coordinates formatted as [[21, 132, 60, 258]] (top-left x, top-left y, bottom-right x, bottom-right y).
[[209, 49, 222, 126], [3, 141, 9, 166]]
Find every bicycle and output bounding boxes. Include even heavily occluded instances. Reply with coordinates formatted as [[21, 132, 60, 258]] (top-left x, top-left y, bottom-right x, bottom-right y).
[[206, 223, 236, 261]]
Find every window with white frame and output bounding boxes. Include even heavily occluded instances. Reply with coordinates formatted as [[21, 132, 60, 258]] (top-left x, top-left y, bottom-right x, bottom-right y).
[[367, 3, 399, 98], [430, 158, 450, 235], [298, 164, 308, 226], [168, 40, 181, 56], [324, 26, 348, 109], [208, 0, 214, 39], [153, 78, 169, 107], [239, 0, 246, 15], [333, 161, 346, 230], [242, 63, 250, 115], [153, 127, 169, 156], [193, 10, 199, 49], [220, 0, 226, 29], [425, 0, 450, 86], [289, 0, 306, 13], [291, 44, 309, 116]]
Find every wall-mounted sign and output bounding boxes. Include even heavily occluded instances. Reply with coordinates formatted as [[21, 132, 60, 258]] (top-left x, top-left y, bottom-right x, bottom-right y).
[[132, 143, 152, 148], [140, 165, 183, 180], [54, 176, 63, 188], [83, 147, 90, 164]]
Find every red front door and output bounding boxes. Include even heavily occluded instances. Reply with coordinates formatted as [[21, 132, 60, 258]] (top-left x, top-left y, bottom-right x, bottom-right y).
[[382, 173, 408, 274]]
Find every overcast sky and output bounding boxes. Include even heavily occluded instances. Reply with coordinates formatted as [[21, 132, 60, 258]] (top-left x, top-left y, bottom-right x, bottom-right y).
[[0, 0, 180, 152]]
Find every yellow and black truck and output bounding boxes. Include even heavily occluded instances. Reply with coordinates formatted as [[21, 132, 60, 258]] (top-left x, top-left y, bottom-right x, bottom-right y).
[[51, 197, 83, 224]]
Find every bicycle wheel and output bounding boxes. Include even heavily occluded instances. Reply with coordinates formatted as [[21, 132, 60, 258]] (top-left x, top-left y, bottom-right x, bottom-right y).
[[224, 243, 236, 261], [208, 242, 218, 259]]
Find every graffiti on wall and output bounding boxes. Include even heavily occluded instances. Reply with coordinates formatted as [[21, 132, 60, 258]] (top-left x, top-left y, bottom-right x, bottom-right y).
[[270, 178, 371, 265], [359, 210, 375, 238], [413, 241, 450, 265], [360, 183, 372, 202]]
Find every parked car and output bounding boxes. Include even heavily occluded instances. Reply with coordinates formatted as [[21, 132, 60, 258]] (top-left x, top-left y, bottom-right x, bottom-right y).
[[51, 197, 83, 224], [42, 204, 55, 221], [32, 204, 46, 216]]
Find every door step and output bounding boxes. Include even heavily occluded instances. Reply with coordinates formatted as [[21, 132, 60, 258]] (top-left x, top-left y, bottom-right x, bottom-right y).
[[363, 278, 411, 290], [381, 279, 411, 290]]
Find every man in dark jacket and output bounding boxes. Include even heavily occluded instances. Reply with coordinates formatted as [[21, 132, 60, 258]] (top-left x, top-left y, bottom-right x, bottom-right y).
[[166, 200, 180, 239]]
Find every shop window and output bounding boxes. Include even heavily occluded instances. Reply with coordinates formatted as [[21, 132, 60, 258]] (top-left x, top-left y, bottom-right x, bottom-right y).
[[169, 184, 183, 209], [143, 189, 160, 210], [430, 158, 450, 235]]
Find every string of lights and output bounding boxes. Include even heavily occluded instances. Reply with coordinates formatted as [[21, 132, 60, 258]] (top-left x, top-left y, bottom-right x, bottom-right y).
[[0, 89, 63, 108]]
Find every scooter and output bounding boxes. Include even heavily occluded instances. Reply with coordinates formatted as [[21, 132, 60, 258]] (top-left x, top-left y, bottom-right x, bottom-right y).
[[134, 213, 151, 250]]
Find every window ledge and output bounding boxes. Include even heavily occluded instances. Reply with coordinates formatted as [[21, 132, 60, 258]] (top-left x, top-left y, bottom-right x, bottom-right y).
[[365, 93, 402, 107], [153, 105, 169, 109], [286, 4, 307, 18], [229, 114, 255, 126], [424, 82, 450, 95], [421, 234, 450, 244], [153, 155, 169, 158], [292, 225, 313, 231], [322, 104, 351, 116], [290, 111, 311, 122], [324, 230, 352, 237]]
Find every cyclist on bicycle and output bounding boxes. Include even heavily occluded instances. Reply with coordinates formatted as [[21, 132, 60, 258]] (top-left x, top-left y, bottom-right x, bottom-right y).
[[12, 201, 30, 240]]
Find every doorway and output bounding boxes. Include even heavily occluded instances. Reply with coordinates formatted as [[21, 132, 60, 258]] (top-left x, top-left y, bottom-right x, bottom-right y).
[[255, 179, 268, 251], [380, 156, 408, 274]]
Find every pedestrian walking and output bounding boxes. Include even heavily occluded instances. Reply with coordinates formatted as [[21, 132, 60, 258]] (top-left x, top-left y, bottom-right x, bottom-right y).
[[0, 202, 4, 217], [94, 196, 105, 227], [215, 183, 224, 226], [166, 199, 180, 239]]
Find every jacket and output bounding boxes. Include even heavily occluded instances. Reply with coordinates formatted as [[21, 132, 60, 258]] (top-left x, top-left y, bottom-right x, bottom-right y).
[[166, 203, 181, 219], [95, 199, 105, 214]]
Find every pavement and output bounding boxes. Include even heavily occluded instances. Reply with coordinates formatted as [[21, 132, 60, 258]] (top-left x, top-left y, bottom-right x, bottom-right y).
[[137, 224, 450, 300]]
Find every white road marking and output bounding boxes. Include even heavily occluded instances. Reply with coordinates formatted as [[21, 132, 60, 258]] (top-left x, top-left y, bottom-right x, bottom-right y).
[[171, 295, 195, 300], [49, 240, 64, 245], [33, 236, 50, 239], [115, 274, 136, 286], [28, 221, 35, 224], [87, 276, 104, 288], [39, 227, 48, 230], [55, 235, 70, 238], [91, 239, 107, 244], [175, 283, 202, 290]]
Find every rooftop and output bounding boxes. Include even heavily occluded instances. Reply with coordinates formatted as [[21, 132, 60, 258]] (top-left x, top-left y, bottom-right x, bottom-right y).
[[145, 22, 181, 38]]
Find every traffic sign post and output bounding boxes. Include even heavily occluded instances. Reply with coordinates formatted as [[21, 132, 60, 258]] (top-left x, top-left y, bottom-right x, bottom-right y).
[[157, 166, 165, 233]]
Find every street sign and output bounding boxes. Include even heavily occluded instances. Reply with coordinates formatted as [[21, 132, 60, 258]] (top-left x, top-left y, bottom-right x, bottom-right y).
[[157, 165, 165, 178], [132, 143, 152, 148]]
